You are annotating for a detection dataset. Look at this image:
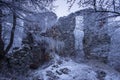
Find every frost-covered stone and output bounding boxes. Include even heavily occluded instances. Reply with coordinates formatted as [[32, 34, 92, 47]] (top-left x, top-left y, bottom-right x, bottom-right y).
[[46, 70, 59, 80], [24, 12, 57, 33], [41, 9, 110, 59], [56, 15, 76, 57], [74, 16, 84, 58], [8, 47, 32, 73], [75, 9, 110, 59], [96, 70, 106, 80], [22, 12, 60, 69], [108, 28, 120, 72], [59, 68, 71, 74], [41, 14, 76, 57]]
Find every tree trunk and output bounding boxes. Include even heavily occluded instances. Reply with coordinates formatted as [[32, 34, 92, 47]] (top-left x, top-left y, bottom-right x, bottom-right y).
[[0, 9, 5, 61], [5, 12, 16, 54]]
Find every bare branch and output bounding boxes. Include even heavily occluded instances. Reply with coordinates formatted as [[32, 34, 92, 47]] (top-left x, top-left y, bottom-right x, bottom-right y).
[[68, 0, 76, 10], [113, 0, 115, 11]]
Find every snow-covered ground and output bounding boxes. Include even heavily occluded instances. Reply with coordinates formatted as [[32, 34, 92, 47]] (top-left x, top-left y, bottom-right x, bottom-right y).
[[30, 55, 120, 80]]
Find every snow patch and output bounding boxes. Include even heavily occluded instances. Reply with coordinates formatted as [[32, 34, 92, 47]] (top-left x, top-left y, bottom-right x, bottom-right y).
[[31, 58, 98, 80]]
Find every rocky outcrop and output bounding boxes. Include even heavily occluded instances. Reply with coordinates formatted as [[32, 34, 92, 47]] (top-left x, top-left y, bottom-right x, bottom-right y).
[[42, 14, 76, 57], [4, 45, 32, 75], [21, 12, 58, 68], [75, 9, 120, 72], [42, 9, 111, 59], [56, 15, 76, 57], [24, 12, 57, 33], [75, 9, 110, 60]]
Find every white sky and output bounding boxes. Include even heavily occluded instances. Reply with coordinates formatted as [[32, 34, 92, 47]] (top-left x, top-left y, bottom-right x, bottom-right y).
[[53, 0, 81, 17], [53, 0, 120, 19]]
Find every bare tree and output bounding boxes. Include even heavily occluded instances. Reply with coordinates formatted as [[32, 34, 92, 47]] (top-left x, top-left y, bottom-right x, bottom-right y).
[[0, 9, 5, 61], [67, 0, 120, 17], [0, 0, 55, 62]]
